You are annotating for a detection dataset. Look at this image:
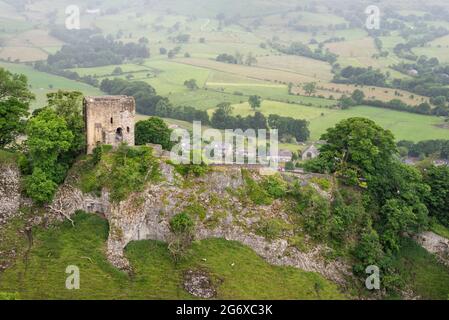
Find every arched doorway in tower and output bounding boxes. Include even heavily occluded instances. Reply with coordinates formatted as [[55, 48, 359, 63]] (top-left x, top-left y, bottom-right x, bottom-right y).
[[115, 127, 123, 142]]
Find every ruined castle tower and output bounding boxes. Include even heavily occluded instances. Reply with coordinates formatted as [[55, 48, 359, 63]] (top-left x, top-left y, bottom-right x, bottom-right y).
[[83, 96, 135, 154]]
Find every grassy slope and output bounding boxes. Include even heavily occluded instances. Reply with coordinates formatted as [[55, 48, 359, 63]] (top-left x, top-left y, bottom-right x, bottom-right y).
[[0, 212, 345, 300], [431, 223, 449, 240], [391, 238, 449, 300]]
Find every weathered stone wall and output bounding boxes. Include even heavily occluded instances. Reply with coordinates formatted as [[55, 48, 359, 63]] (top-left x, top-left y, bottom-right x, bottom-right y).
[[84, 96, 135, 154]]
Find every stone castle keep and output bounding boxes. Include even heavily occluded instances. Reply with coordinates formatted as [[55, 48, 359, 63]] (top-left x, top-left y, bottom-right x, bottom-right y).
[[84, 96, 135, 154]]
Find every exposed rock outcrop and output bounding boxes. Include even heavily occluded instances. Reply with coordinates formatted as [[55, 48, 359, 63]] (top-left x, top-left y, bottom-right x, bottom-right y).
[[49, 161, 350, 285], [415, 231, 449, 267], [0, 163, 22, 225]]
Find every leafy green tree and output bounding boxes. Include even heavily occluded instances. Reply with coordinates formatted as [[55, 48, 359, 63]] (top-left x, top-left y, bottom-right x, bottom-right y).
[[0, 68, 34, 147], [302, 82, 317, 96], [353, 227, 385, 274], [338, 95, 356, 109], [351, 89, 365, 104], [245, 52, 257, 66], [135, 117, 172, 150], [47, 91, 85, 157], [317, 117, 397, 182], [379, 199, 428, 253], [26, 108, 73, 165], [112, 67, 123, 75], [25, 108, 73, 203], [24, 167, 58, 205], [183, 79, 199, 90], [248, 95, 262, 111], [294, 186, 331, 241], [423, 165, 449, 227]]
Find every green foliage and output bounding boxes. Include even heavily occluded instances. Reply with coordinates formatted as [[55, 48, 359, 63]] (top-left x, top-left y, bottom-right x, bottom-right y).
[[24, 167, 58, 204], [268, 114, 310, 142], [293, 186, 331, 241], [351, 89, 365, 104], [330, 190, 367, 243], [318, 117, 397, 182], [242, 170, 273, 205], [170, 212, 195, 235], [0, 150, 18, 165], [261, 175, 288, 199], [47, 90, 85, 157], [173, 162, 209, 177], [431, 221, 449, 239], [0, 67, 34, 147], [255, 218, 290, 241], [135, 117, 173, 150], [285, 161, 295, 171], [183, 202, 207, 221], [310, 177, 331, 191], [389, 238, 449, 299], [302, 82, 317, 96], [248, 95, 262, 110], [379, 199, 428, 253], [352, 227, 385, 275], [336, 66, 387, 87], [0, 292, 20, 300], [423, 165, 449, 227], [107, 145, 159, 202], [184, 79, 199, 90], [24, 108, 74, 203], [80, 144, 160, 202], [169, 212, 195, 262]]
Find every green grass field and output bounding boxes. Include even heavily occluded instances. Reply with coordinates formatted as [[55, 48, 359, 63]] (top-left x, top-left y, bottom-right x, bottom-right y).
[[227, 100, 449, 141], [0, 62, 103, 109], [0, 212, 345, 300]]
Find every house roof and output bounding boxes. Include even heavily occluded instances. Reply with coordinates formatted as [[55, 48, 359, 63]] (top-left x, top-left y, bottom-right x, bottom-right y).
[[303, 145, 319, 153]]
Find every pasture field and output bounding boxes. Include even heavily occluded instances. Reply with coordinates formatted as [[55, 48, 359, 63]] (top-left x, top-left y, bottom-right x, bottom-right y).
[[291, 82, 429, 105], [175, 57, 319, 83], [0, 25, 61, 62], [227, 100, 449, 141], [0, 61, 103, 109], [207, 83, 336, 108], [414, 46, 449, 64], [141, 59, 211, 95], [429, 34, 449, 47], [0, 47, 47, 62], [71, 64, 155, 77], [255, 55, 334, 81]]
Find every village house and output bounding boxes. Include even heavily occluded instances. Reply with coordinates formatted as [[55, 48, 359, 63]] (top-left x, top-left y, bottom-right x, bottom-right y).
[[302, 145, 320, 161]]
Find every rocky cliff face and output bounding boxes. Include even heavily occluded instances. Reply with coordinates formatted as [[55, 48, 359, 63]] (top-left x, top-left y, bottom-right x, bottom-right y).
[[49, 161, 351, 285], [415, 232, 449, 267], [0, 163, 21, 225]]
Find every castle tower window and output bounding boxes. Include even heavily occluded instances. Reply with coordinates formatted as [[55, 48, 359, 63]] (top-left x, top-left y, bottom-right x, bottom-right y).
[[110, 117, 113, 124], [126, 126, 130, 133]]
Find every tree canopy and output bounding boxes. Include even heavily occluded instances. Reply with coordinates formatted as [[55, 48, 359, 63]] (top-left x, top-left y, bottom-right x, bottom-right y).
[[0, 67, 34, 147]]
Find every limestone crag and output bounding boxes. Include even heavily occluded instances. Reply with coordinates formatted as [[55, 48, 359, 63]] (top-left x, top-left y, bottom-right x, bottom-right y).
[[49, 162, 350, 284]]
